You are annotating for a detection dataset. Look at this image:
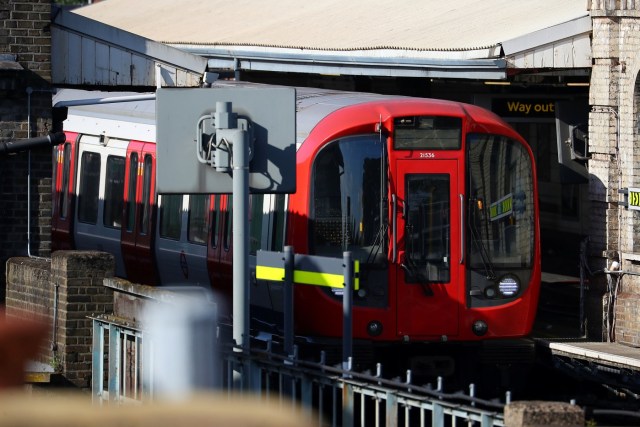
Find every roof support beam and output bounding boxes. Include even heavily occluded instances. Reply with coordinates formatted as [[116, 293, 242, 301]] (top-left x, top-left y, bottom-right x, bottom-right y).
[[176, 46, 508, 80]]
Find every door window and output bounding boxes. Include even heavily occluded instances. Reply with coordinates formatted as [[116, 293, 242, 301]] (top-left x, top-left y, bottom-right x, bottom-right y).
[[404, 174, 450, 283]]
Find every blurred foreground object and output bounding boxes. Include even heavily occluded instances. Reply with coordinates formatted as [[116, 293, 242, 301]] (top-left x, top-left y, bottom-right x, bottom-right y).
[[0, 309, 48, 388], [142, 287, 219, 398], [0, 392, 311, 426]]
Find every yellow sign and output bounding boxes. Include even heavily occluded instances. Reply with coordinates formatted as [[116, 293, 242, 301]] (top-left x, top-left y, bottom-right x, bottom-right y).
[[489, 193, 513, 221], [629, 188, 640, 211], [256, 251, 360, 290]]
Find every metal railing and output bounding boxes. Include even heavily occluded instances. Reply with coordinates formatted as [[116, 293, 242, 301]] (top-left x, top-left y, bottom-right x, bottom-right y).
[[91, 314, 506, 426]]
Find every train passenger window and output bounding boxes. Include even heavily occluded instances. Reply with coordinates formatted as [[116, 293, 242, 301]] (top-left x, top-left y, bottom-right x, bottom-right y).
[[224, 195, 233, 251], [159, 194, 182, 240], [210, 195, 220, 248], [394, 116, 462, 150], [188, 194, 209, 244], [140, 155, 153, 235], [59, 143, 72, 219], [77, 151, 101, 224], [125, 153, 138, 232], [249, 195, 263, 254], [103, 156, 125, 229], [270, 194, 286, 251]]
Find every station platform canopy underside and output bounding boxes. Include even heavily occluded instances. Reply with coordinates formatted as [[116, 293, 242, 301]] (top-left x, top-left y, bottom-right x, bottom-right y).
[[56, 0, 592, 86]]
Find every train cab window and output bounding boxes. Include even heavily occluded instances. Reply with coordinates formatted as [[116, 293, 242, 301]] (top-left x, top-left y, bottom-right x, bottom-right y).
[[210, 195, 220, 248], [159, 194, 182, 240], [125, 153, 138, 232], [140, 154, 153, 235], [467, 134, 535, 271], [59, 143, 72, 219], [249, 195, 263, 254], [103, 156, 125, 229], [77, 151, 101, 224], [311, 135, 385, 264], [188, 194, 209, 244], [394, 116, 462, 150]]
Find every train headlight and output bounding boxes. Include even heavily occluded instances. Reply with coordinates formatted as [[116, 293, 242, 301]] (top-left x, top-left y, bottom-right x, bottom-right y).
[[497, 275, 520, 297], [472, 320, 488, 336], [367, 321, 383, 337]]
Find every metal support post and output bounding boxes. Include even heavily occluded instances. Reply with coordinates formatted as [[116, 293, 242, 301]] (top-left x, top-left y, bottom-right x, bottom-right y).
[[92, 320, 104, 402], [224, 100, 251, 386], [343, 251, 353, 372], [283, 246, 294, 356]]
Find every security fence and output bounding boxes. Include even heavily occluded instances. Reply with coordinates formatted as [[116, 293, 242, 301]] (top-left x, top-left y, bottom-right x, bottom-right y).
[[91, 314, 506, 426]]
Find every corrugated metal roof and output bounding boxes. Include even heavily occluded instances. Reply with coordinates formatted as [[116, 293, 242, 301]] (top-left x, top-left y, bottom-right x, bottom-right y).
[[73, 0, 588, 56]]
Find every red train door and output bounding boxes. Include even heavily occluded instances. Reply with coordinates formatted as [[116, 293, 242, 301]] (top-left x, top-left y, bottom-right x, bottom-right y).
[[395, 159, 462, 338], [121, 141, 158, 285], [52, 132, 79, 250]]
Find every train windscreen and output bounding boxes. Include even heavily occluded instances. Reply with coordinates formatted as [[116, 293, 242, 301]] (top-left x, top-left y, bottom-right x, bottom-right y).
[[311, 134, 385, 264], [467, 134, 535, 298]]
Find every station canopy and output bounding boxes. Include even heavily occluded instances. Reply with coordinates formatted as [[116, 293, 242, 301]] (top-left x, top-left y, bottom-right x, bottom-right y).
[[71, 0, 591, 81]]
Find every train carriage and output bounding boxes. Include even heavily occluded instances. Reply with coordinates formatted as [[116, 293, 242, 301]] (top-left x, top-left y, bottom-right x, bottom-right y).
[[52, 82, 541, 343]]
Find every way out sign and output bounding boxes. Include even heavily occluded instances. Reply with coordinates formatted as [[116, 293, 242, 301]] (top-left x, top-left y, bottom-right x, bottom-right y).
[[256, 250, 359, 290]]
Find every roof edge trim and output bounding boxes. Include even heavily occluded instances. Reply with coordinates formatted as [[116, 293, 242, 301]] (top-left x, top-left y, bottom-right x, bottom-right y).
[[166, 41, 503, 54], [176, 44, 505, 62]]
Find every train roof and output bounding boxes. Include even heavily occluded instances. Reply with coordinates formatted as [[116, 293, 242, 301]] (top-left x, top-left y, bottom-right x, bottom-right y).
[[54, 82, 509, 144], [54, 83, 390, 144]]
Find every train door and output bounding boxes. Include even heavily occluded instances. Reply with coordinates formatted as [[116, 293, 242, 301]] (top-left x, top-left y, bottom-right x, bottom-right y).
[[395, 159, 461, 338], [52, 132, 79, 250], [121, 141, 158, 285], [73, 135, 128, 276], [207, 194, 233, 315]]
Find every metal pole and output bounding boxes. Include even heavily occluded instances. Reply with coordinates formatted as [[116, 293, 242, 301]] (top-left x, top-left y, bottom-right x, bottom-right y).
[[343, 251, 353, 372], [231, 103, 250, 353], [284, 246, 294, 356]]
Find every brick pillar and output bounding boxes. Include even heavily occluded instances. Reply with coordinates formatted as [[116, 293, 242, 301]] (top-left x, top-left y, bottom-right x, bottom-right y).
[[0, 0, 55, 303], [5, 256, 52, 360], [51, 251, 115, 388], [590, 3, 640, 345]]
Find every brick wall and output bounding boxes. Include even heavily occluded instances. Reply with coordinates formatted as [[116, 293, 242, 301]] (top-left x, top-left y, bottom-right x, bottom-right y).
[[5, 251, 115, 388], [0, 0, 54, 302], [590, 3, 640, 344]]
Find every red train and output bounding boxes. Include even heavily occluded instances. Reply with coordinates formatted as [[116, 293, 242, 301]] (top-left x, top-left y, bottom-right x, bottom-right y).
[[52, 82, 541, 344]]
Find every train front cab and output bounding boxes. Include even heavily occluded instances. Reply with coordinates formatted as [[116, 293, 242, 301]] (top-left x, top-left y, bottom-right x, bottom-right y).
[[293, 101, 541, 343]]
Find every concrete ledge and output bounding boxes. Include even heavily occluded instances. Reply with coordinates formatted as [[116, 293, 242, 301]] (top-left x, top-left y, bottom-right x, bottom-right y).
[[0, 392, 310, 426], [504, 401, 584, 427]]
